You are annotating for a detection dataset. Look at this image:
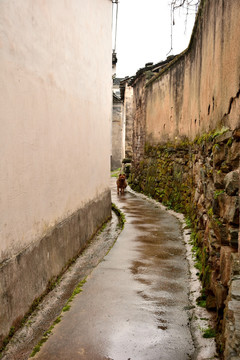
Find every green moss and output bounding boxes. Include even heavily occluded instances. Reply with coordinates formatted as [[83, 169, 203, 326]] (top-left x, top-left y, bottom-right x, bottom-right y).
[[192, 244, 203, 274], [207, 208, 213, 217], [97, 222, 107, 235], [30, 331, 51, 357], [53, 316, 62, 325], [0, 326, 15, 352], [202, 264, 211, 289], [214, 190, 224, 199], [212, 143, 220, 152], [197, 290, 207, 308], [197, 299, 207, 308], [202, 327, 216, 338], [30, 328, 52, 357], [195, 132, 212, 145], [212, 127, 229, 140], [132, 143, 193, 215], [30, 343, 43, 357], [30, 278, 87, 357], [65, 279, 86, 307], [129, 138, 221, 321], [62, 305, 71, 312], [220, 161, 230, 172], [192, 127, 231, 147], [185, 217, 192, 229], [111, 203, 126, 229], [214, 217, 223, 226], [111, 168, 121, 178]]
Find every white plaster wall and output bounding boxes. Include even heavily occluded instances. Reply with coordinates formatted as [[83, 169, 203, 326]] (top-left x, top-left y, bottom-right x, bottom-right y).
[[0, 0, 112, 260]]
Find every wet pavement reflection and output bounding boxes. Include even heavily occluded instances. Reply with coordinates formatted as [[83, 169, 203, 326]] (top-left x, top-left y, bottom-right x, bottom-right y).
[[33, 179, 194, 360]]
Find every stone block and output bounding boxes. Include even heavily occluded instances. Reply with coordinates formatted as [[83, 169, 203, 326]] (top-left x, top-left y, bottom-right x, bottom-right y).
[[202, 214, 208, 226], [213, 143, 227, 168], [231, 253, 240, 276], [220, 246, 236, 287], [214, 130, 233, 144], [231, 279, 240, 301], [213, 170, 225, 189], [197, 193, 205, 215], [194, 188, 201, 203], [233, 128, 240, 140], [227, 141, 240, 166], [228, 227, 239, 249], [208, 229, 221, 254], [206, 180, 215, 202], [215, 283, 228, 310], [210, 220, 228, 245], [206, 293, 217, 310], [218, 194, 239, 225], [239, 231, 240, 257], [212, 197, 220, 217], [224, 171, 239, 196], [210, 270, 227, 310], [210, 269, 219, 292], [200, 167, 207, 182]]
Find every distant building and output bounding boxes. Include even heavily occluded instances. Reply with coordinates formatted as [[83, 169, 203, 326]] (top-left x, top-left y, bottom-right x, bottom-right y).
[[112, 82, 124, 170]]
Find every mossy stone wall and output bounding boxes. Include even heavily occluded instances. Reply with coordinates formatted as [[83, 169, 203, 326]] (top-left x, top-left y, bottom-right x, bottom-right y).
[[129, 129, 239, 356]]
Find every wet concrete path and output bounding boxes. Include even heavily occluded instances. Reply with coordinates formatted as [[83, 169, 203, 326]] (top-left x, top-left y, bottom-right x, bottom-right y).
[[33, 180, 195, 360]]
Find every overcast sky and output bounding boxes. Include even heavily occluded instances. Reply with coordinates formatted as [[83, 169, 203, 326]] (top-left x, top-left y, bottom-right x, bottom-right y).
[[113, 0, 197, 78]]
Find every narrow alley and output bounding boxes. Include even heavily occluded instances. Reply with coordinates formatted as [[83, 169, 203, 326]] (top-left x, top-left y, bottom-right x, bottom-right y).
[[1, 2, 239, 359], [30, 179, 195, 360]]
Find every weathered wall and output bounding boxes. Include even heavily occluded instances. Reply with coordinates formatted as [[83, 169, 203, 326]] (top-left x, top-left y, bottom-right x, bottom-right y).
[[129, 0, 240, 357], [132, 74, 147, 165], [145, 0, 240, 144], [130, 130, 240, 358], [123, 84, 134, 159], [0, 0, 112, 344], [111, 97, 124, 170]]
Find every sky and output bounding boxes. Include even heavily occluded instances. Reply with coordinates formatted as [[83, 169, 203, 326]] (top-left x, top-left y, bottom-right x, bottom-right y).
[[113, 0, 197, 78]]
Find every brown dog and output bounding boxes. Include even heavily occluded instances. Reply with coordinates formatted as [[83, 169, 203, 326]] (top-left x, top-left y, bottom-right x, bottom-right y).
[[116, 173, 127, 194]]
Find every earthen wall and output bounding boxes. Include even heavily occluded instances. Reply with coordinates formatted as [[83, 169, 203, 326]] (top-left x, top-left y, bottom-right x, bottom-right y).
[[145, 0, 240, 144]]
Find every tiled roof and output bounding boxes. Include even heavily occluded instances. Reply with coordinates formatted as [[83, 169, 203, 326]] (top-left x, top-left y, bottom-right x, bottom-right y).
[[113, 92, 122, 103], [113, 77, 124, 85]]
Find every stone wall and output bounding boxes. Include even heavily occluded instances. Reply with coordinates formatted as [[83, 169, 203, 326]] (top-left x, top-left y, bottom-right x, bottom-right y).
[[223, 254, 240, 359], [129, 0, 240, 357], [0, 0, 112, 346], [129, 130, 239, 357]]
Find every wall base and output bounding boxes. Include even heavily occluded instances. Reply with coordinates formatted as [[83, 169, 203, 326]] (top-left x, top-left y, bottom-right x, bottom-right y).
[[0, 190, 111, 345]]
